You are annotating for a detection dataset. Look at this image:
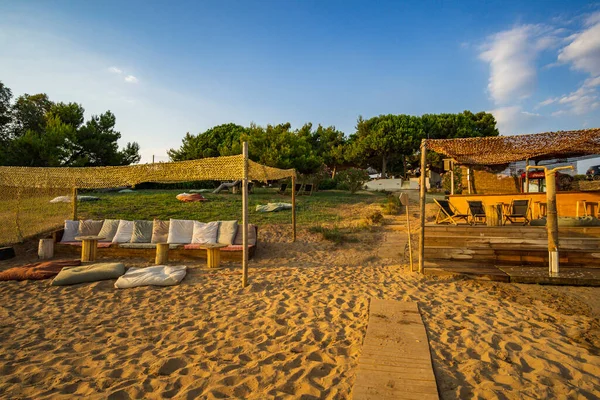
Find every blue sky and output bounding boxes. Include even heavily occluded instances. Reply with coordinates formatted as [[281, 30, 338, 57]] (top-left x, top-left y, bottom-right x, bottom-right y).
[[1, 0, 600, 169]]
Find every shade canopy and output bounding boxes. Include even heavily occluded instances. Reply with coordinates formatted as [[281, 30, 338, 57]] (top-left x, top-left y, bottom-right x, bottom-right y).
[[425, 128, 600, 165], [0, 155, 296, 189]]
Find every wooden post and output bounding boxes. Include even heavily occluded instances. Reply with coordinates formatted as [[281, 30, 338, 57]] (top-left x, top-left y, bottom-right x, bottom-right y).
[[155, 243, 169, 264], [292, 174, 297, 242], [467, 167, 472, 194], [546, 168, 559, 277], [38, 238, 54, 259], [242, 142, 249, 287], [418, 140, 427, 274], [72, 187, 78, 220], [524, 159, 529, 193]]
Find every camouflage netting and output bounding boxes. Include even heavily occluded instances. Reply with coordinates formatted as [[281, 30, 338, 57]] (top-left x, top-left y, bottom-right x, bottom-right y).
[[0, 155, 296, 246], [425, 128, 600, 165]]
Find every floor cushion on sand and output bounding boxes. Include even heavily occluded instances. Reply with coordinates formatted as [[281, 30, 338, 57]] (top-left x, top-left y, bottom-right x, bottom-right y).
[[114, 265, 187, 288], [51, 263, 125, 286], [0, 259, 81, 281]]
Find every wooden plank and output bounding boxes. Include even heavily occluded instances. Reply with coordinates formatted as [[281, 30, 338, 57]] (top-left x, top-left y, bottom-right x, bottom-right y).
[[352, 300, 439, 400]]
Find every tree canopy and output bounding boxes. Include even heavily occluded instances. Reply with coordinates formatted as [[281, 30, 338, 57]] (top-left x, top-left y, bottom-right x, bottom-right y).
[[0, 81, 140, 167]]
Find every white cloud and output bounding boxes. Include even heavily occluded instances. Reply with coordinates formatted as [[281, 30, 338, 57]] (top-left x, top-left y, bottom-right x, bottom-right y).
[[584, 76, 600, 87], [124, 75, 138, 84], [557, 12, 600, 76], [489, 106, 544, 135], [108, 66, 122, 74], [479, 25, 557, 104], [538, 97, 558, 107]]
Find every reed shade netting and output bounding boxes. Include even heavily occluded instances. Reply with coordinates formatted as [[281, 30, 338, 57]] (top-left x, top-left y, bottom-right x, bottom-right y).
[[0, 155, 296, 189], [0, 154, 296, 246], [425, 128, 600, 165]]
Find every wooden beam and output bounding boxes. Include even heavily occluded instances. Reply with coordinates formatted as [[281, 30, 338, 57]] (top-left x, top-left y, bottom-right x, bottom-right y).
[[242, 142, 249, 287], [72, 187, 78, 220], [418, 140, 427, 274], [292, 174, 296, 242]]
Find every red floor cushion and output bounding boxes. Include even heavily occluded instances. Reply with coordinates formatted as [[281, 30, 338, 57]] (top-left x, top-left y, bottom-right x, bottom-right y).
[[0, 259, 81, 281]]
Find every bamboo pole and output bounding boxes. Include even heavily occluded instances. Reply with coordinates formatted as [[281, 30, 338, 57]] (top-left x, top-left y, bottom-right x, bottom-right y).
[[242, 142, 249, 287], [524, 159, 529, 193], [450, 161, 454, 195], [406, 200, 414, 272], [292, 174, 296, 242], [418, 140, 427, 274], [72, 187, 78, 220]]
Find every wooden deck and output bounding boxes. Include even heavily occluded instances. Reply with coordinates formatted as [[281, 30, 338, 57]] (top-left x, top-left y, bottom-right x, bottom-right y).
[[423, 225, 600, 285], [352, 300, 439, 400]]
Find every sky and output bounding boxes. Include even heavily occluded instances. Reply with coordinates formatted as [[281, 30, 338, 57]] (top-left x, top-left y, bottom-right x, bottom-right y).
[[1, 0, 600, 170]]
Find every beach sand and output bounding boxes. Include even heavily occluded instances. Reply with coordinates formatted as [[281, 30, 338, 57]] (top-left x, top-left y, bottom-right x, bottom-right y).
[[2, 222, 600, 399]]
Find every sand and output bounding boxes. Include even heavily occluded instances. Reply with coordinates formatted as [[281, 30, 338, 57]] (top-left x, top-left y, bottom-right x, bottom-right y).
[[2, 221, 600, 399]]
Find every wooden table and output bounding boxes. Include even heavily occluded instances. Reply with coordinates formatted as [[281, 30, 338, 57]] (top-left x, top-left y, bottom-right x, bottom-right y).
[[74, 236, 105, 262], [197, 243, 229, 268]]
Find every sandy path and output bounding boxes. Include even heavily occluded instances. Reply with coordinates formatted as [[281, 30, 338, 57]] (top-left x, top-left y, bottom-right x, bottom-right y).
[[1, 225, 600, 399]]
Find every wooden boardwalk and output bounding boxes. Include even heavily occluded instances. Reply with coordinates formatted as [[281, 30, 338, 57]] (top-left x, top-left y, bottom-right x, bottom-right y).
[[352, 300, 439, 400]]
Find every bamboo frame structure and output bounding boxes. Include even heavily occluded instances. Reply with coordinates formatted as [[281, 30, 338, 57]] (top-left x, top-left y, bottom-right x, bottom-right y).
[[292, 175, 296, 242], [0, 142, 296, 288]]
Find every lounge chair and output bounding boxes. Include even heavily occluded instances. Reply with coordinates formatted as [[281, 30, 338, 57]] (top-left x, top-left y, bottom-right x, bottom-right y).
[[294, 183, 303, 195], [434, 199, 469, 225], [278, 183, 287, 194], [503, 199, 530, 225], [467, 200, 486, 225], [303, 184, 313, 196]]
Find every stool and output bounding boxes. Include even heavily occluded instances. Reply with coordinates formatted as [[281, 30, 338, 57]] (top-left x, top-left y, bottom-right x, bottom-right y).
[[38, 238, 55, 259], [156, 243, 170, 264]]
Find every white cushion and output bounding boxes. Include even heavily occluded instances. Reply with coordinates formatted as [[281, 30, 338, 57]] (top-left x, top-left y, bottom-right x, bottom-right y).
[[112, 220, 134, 243], [114, 265, 187, 289], [61, 220, 79, 242], [191, 221, 219, 244], [167, 219, 194, 244]]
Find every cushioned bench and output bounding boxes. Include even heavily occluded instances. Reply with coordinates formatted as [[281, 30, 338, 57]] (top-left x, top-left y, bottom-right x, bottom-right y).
[[52, 220, 257, 262]]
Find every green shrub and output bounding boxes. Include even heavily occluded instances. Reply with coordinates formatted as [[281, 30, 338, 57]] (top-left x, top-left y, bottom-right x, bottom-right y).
[[308, 226, 360, 244], [318, 178, 337, 190], [383, 195, 401, 215], [336, 168, 370, 194]]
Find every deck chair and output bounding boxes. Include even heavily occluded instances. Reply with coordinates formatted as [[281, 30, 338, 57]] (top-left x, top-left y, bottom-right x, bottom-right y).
[[434, 199, 469, 225], [303, 184, 313, 195], [503, 199, 530, 225], [278, 183, 287, 194], [467, 200, 486, 225], [294, 183, 303, 195]]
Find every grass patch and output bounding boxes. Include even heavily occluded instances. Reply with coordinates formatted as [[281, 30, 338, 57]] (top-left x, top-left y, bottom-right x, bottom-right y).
[[78, 188, 387, 227]]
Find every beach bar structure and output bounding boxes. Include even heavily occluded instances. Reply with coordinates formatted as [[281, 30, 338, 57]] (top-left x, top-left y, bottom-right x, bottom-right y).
[[0, 142, 296, 288], [417, 128, 600, 283]]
